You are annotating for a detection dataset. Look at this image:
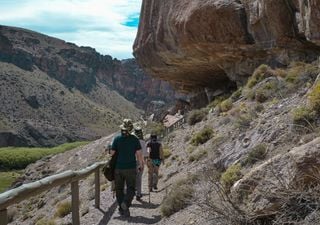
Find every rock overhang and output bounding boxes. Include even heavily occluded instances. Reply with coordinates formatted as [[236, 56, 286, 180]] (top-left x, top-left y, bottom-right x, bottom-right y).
[[133, 0, 320, 93]]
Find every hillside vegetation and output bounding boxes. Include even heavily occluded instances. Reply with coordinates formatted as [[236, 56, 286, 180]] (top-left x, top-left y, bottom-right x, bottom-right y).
[[158, 60, 320, 225], [0, 141, 89, 170]]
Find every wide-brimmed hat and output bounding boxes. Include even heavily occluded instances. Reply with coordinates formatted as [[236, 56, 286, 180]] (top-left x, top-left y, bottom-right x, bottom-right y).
[[134, 126, 143, 139], [120, 119, 133, 132]]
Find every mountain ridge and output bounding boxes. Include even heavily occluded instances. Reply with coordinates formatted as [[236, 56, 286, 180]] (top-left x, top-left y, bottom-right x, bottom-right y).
[[0, 25, 176, 147]]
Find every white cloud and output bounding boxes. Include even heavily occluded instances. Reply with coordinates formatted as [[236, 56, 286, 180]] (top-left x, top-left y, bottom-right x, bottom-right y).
[[0, 0, 141, 59]]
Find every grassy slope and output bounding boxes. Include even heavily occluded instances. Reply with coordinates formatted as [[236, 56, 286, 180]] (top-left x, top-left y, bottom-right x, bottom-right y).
[[0, 141, 91, 193], [0, 141, 89, 170], [0, 171, 21, 193]]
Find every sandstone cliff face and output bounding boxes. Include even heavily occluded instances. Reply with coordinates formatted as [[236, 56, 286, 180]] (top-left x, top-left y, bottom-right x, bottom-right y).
[[134, 0, 320, 93], [0, 25, 176, 147]]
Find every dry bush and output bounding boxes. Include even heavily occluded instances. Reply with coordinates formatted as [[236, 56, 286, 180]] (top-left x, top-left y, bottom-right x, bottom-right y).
[[188, 149, 208, 162], [285, 62, 319, 84], [187, 108, 208, 125], [246, 64, 270, 88], [270, 184, 320, 224], [191, 127, 214, 146], [261, 167, 320, 225], [163, 147, 172, 159], [221, 164, 243, 191], [292, 107, 316, 126], [231, 105, 256, 130], [208, 95, 229, 109], [219, 99, 233, 112], [35, 218, 56, 225], [160, 175, 197, 217], [230, 87, 243, 101], [55, 200, 72, 218], [196, 165, 320, 225], [243, 143, 267, 166], [308, 81, 320, 113], [196, 169, 257, 225]]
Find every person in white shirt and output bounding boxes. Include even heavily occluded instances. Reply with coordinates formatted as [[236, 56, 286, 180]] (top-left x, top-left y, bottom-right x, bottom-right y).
[[134, 127, 147, 200]]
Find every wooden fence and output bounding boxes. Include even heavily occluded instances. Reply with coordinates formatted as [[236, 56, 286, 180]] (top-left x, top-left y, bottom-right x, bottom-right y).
[[0, 161, 107, 225]]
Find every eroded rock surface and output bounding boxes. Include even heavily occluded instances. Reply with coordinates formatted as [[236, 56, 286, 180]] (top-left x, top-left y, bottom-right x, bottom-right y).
[[134, 0, 320, 92]]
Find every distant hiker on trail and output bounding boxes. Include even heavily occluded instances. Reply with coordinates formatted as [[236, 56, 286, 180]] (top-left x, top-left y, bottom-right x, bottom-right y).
[[134, 127, 147, 201], [147, 134, 164, 192], [110, 119, 144, 217]]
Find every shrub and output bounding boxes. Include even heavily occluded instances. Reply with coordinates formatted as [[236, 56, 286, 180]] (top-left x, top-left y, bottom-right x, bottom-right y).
[[230, 87, 243, 101], [254, 89, 268, 103], [308, 81, 320, 113], [208, 95, 228, 109], [35, 218, 56, 225], [246, 64, 270, 88], [187, 108, 208, 125], [160, 176, 196, 217], [191, 127, 214, 146], [188, 149, 208, 162], [292, 107, 316, 125], [196, 170, 254, 225], [254, 78, 280, 103], [55, 201, 72, 218], [243, 143, 267, 166], [254, 103, 264, 113], [234, 113, 252, 130], [186, 146, 194, 153], [285, 62, 319, 84], [219, 99, 233, 112], [163, 147, 172, 159], [220, 164, 242, 191]]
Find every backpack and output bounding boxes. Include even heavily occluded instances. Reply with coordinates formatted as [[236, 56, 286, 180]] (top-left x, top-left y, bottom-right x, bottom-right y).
[[102, 153, 117, 181]]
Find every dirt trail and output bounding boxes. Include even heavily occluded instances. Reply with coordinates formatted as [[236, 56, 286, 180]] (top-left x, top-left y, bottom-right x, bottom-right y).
[[82, 163, 166, 225]]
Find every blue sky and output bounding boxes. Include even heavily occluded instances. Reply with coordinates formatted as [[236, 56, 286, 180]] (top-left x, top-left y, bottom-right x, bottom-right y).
[[0, 0, 141, 59]]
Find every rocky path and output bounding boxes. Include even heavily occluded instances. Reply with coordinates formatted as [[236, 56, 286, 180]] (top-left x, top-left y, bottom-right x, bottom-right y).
[[81, 165, 166, 225]]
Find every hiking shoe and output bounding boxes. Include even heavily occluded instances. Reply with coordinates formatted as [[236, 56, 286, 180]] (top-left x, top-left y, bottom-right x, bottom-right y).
[[123, 208, 130, 217], [136, 195, 142, 201], [121, 202, 128, 211], [118, 207, 124, 215], [120, 202, 130, 217], [153, 186, 158, 190]]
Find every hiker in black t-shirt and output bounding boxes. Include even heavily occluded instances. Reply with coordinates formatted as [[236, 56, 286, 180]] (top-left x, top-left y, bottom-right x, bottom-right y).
[[110, 119, 144, 217], [146, 134, 164, 192]]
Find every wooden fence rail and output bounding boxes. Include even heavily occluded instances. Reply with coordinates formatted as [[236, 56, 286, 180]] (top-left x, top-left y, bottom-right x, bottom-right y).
[[164, 116, 185, 136], [0, 161, 107, 225]]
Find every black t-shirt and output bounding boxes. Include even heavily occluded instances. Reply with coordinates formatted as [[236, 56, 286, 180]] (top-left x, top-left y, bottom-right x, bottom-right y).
[[147, 141, 161, 159]]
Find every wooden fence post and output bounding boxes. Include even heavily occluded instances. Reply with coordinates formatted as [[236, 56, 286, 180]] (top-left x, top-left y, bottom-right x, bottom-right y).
[[94, 168, 100, 208], [71, 181, 80, 225], [0, 209, 8, 225]]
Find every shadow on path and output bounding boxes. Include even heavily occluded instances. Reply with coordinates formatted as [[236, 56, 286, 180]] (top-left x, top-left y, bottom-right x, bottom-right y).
[[131, 202, 159, 209], [114, 215, 162, 224], [98, 200, 118, 225]]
